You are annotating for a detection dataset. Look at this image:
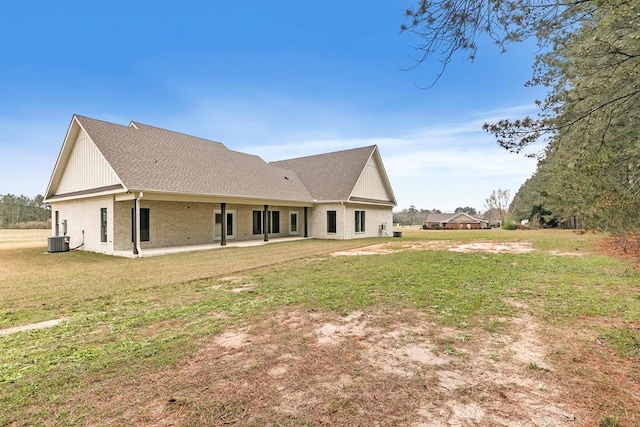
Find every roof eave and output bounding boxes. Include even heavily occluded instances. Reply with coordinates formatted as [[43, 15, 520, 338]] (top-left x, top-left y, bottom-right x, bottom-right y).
[[45, 184, 127, 203], [122, 189, 315, 206]]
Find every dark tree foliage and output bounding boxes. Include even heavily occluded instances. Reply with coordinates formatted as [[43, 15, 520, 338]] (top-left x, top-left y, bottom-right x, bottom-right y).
[[403, 0, 640, 232], [0, 194, 50, 228], [529, 204, 558, 228], [482, 0, 639, 154], [504, 0, 640, 232], [454, 206, 478, 215], [402, 0, 593, 85]]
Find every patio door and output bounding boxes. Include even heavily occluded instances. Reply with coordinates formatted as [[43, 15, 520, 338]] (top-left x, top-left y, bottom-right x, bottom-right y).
[[214, 210, 236, 240]]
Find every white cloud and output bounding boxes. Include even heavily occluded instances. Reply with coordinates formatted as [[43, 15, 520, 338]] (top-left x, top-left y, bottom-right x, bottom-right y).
[[232, 111, 540, 211], [0, 104, 541, 211]]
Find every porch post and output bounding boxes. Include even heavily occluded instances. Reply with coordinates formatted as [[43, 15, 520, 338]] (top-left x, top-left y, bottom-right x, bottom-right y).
[[304, 206, 308, 238], [263, 204, 269, 242], [132, 198, 138, 255], [220, 203, 227, 246]]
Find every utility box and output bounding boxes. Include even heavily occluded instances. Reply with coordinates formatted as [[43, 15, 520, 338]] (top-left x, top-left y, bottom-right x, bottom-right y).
[[48, 236, 70, 253]]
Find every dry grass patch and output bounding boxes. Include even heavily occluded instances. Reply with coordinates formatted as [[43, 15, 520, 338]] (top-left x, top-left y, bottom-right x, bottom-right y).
[[0, 237, 388, 326], [0, 229, 49, 250]]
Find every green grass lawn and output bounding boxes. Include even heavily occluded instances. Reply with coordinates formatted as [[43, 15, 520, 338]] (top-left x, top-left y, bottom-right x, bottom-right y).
[[1, 229, 638, 426]]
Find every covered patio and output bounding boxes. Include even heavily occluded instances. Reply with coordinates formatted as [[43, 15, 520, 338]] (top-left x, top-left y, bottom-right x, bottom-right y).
[[113, 236, 308, 258]]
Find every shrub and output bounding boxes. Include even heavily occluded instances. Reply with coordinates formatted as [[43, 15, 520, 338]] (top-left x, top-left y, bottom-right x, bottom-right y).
[[502, 221, 518, 230]]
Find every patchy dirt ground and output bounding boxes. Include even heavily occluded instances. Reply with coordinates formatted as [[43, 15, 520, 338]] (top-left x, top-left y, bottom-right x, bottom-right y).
[[63, 305, 636, 426], [597, 233, 640, 269], [330, 240, 535, 257], [8, 234, 639, 425], [51, 237, 638, 426]]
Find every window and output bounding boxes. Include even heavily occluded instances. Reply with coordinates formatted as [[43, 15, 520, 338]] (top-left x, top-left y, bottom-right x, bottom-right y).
[[254, 210, 280, 234], [289, 212, 298, 234], [355, 210, 366, 233], [253, 211, 262, 234], [269, 211, 280, 233], [214, 210, 236, 239], [100, 208, 107, 242], [327, 210, 337, 233], [215, 212, 234, 236], [131, 208, 150, 242], [226, 212, 234, 236]]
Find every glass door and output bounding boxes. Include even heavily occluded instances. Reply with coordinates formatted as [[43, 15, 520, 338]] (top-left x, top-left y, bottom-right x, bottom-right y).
[[214, 210, 236, 240], [289, 211, 298, 235]]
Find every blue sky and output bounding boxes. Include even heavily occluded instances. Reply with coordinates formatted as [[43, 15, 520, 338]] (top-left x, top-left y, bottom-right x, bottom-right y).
[[0, 1, 544, 212]]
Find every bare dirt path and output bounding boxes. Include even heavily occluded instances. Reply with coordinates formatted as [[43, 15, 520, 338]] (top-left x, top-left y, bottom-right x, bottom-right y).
[[0, 318, 69, 336]]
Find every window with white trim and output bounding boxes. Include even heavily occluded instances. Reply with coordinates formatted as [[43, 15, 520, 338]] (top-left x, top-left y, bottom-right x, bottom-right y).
[[252, 211, 262, 234], [355, 210, 365, 233], [100, 208, 107, 242], [327, 210, 337, 233]]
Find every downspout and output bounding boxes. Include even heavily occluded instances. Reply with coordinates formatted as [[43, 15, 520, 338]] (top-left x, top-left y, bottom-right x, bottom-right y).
[[342, 202, 346, 240], [132, 198, 138, 255], [135, 192, 143, 257]]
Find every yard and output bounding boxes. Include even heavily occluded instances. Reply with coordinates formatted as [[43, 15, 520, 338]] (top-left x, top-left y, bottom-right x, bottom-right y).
[[1, 229, 639, 426]]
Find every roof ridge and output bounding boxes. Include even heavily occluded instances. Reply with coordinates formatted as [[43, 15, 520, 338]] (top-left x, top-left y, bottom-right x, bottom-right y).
[[74, 114, 132, 130], [271, 144, 376, 163], [129, 121, 227, 147]]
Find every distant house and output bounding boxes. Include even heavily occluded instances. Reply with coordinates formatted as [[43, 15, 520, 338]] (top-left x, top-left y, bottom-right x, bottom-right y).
[[425, 212, 489, 230], [44, 115, 397, 257]]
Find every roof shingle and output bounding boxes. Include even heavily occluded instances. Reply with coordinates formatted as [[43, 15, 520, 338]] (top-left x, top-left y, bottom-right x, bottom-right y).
[[270, 146, 376, 201], [75, 115, 314, 202]]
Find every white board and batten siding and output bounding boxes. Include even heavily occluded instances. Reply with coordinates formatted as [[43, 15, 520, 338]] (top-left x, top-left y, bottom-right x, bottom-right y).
[[351, 154, 393, 202], [56, 129, 121, 194]]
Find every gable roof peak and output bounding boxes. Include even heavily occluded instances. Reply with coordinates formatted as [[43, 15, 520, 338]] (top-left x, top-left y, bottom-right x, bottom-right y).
[[51, 115, 314, 202], [269, 145, 390, 203], [276, 144, 377, 162]]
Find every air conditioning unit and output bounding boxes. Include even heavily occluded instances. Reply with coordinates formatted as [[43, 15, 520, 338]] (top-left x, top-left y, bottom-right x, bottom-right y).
[[48, 236, 70, 253]]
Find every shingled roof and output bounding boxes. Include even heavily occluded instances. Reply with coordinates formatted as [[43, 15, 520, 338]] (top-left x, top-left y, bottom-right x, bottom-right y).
[[69, 115, 314, 203], [46, 115, 397, 207], [270, 146, 377, 201], [426, 212, 483, 223]]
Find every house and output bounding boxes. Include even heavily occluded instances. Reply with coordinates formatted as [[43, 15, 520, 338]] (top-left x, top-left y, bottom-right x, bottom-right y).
[[44, 115, 397, 257], [425, 212, 489, 230]]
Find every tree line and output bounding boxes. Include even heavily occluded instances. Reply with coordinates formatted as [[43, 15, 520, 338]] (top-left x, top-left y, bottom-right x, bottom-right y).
[[0, 194, 50, 228], [403, 0, 639, 234]]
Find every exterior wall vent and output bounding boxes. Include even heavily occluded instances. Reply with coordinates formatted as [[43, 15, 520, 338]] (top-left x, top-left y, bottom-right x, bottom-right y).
[[48, 236, 70, 253]]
